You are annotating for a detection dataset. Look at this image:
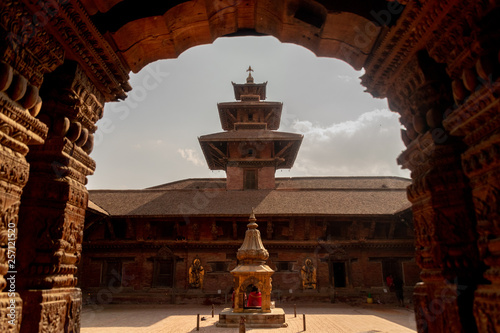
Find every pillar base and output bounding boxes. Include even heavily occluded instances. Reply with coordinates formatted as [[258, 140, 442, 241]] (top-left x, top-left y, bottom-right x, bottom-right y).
[[474, 285, 500, 332], [0, 292, 22, 332], [20, 287, 81, 333]]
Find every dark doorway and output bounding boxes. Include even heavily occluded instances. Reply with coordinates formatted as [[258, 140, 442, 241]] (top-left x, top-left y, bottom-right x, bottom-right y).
[[382, 258, 402, 280], [330, 262, 346, 287]]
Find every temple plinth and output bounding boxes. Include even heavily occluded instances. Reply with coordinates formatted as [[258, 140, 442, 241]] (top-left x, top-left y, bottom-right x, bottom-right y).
[[217, 210, 287, 328]]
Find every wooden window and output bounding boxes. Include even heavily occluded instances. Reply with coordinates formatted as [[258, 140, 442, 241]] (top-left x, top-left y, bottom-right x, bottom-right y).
[[274, 221, 289, 240], [155, 222, 175, 240], [104, 218, 127, 239], [374, 223, 389, 239], [209, 261, 228, 272], [101, 260, 122, 287], [244, 169, 257, 189], [153, 259, 174, 288], [216, 220, 234, 240], [275, 261, 293, 272], [325, 221, 350, 240]]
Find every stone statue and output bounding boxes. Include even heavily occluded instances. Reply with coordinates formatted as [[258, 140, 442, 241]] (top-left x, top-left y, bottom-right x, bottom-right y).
[[300, 258, 316, 289], [188, 258, 204, 289]]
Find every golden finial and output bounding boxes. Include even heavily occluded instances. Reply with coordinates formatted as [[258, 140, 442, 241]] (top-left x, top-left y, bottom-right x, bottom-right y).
[[249, 208, 256, 222], [246, 66, 254, 83]]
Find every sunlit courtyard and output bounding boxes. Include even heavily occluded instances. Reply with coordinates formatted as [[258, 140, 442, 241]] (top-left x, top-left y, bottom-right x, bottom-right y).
[[82, 302, 416, 333]]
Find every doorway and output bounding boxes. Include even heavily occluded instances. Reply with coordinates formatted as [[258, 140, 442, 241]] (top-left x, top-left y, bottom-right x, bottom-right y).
[[330, 261, 347, 288]]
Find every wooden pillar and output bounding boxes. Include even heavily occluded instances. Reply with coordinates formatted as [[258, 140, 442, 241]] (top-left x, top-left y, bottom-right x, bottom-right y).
[[17, 61, 103, 332], [0, 1, 63, 330], [442, 45, 500, 333], [395, 52, 480, 333]]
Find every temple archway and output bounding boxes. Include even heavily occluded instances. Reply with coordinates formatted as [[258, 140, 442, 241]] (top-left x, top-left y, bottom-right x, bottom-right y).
[[1, 1, 499, 332]]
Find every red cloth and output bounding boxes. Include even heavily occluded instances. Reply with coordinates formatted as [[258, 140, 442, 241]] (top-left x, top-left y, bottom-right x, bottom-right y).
[[386, 276, 394, 287], [246, 291, 262, 307]]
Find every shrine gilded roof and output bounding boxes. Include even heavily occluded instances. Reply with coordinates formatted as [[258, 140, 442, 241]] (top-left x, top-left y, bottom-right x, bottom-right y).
[[88, 177, 411, 217]]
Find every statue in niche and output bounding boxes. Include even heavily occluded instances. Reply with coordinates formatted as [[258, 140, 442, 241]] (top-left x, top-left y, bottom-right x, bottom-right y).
[[188, 258, 204, 289], [300, 258, 317, 290], [211, 222, 218, 240]]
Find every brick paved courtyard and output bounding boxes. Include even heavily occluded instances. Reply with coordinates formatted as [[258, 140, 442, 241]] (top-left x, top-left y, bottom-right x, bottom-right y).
[[82, 302, 416, 333]]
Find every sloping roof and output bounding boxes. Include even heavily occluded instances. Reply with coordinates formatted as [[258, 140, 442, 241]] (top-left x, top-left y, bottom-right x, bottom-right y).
[[89, 177, 411, 217], [87, 199, 110, 216], [217, 101, 282, 130], [148, 176, 410, 190], [198, 130, 303, 141]]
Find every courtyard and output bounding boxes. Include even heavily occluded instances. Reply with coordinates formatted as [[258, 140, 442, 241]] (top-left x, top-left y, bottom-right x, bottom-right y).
[[81, 302, 417, 333]]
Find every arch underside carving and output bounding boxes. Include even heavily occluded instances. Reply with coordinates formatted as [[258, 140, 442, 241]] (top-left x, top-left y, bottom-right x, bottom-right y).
[[83, 0, 396, 73], [0, 0, 499, 332]]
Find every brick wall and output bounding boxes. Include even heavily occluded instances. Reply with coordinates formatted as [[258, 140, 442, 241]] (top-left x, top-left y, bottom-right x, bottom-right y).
[[227, 166, 243, 190], [258, 166, 275, 189]]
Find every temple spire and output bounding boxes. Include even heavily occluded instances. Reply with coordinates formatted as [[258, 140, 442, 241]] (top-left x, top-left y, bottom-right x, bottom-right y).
[[246, 65, 254, 83], [236, 210, 269, 264]]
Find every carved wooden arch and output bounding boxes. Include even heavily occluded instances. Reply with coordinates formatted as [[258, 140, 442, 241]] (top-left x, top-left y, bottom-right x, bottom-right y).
[[328, 248, 348, 262], [156, 246, 175, 260], [86, 0, 398, 73], [1, 0, 499, 332]]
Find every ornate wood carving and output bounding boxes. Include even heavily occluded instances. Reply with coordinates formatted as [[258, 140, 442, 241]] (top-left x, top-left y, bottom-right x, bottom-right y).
[[0, 7, 51, 326], [15, 61, 100, 332], [7, 0, 130, 101]]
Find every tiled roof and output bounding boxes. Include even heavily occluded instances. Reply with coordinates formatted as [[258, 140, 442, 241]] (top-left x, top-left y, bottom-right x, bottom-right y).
[[88, 177, 411, 217], [148, 177, 410, 190], [198, 130, 303, 141]]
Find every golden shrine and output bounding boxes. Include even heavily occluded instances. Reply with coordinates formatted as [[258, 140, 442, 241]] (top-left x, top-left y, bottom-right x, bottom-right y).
[[218, 211, 286, 328]]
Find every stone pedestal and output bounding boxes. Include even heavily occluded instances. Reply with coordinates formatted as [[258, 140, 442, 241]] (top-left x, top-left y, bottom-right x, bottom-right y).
[[217, 307, 287, 328]]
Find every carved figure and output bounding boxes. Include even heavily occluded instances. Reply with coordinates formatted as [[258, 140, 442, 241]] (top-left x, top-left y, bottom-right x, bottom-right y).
[[300, 258, 317, 289], [188, 258, 204, 289]]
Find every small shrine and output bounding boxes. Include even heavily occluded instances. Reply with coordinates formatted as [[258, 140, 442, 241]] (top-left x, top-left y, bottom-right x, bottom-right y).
[[217, 210, 287, 328], [231, 209, 273, 312]]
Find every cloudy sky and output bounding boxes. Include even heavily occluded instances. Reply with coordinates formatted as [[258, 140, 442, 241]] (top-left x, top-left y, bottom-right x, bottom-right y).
[[87, 36, 410, 190]]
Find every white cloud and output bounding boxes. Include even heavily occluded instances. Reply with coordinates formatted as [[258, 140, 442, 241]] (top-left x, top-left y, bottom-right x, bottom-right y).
[[289, 109, 408, 177], [337, 75, 353, 82], [177, 148, 205, 167]]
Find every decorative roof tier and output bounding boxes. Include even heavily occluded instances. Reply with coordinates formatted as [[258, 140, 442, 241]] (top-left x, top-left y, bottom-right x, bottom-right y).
[[232, 66, 267, 100], [217, 101, 283, 130], [236, 210, 269, 265]]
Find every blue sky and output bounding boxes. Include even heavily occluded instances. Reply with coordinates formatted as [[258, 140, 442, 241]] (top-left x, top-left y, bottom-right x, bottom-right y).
[[87, 36, 409, 189]]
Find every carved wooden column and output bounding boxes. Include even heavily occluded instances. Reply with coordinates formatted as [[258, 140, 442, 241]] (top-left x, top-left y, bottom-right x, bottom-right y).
[[394, 52, 480, 333], [0, 1, 63, 330], [16, 61, 103, 332], [441, 25, 500, 333]]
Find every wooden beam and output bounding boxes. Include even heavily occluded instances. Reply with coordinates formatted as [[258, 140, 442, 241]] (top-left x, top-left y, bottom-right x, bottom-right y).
[[275, 141, 294, 158], [264, 109, 275, 122], [209, 143, 227, 158]]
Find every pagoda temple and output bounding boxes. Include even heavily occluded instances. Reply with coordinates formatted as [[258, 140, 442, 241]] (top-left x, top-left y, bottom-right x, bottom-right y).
[[199, 67, 303, 190]]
